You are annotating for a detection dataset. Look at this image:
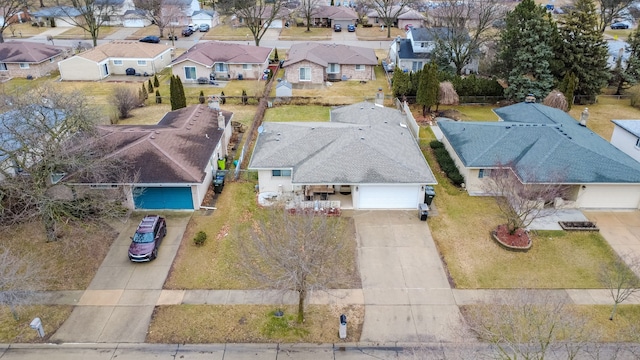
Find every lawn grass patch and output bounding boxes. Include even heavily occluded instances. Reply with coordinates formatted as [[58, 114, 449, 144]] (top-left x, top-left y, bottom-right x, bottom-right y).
[[263, 105, 330, 122], [568, 97, 640, 141], [147, 304, 363, 343], [356, 26, 404, 40], [202, 23, 258, 41], [0, 305, 73, 343], [420, 127, 627, 289], [54, 26, 119, 40], [279, 27, 331, 40]]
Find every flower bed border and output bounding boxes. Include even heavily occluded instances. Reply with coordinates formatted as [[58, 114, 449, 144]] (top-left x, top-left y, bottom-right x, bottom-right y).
[[491, 230, 532, 251]]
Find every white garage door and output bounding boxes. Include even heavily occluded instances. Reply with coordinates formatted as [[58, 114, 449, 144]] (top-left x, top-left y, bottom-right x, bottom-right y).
[[124, 19, 145, 28], [358, 185, 420, 209]]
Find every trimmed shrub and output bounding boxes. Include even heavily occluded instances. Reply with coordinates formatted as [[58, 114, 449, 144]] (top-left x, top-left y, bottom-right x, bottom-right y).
[[429, 140, 444, 149], [431, 141, 465, 187], [193, 231, 207, 246]]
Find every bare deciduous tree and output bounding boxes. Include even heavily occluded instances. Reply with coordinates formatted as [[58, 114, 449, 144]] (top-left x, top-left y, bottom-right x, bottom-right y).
[[112, 86, 142, 119], [429, 0, 505, 75], [133, 0, 189, 40], [54, 0, 120, 47], [464, 290, 599, 359], [0, 85, 131, 240], [362, 0, 417, 38], [297, 0, 322, 32], [238, 207, 357, 323], [600, 254, 640, 321], [596, 0, 635, 32], [0, 0, 30, 43], [0, 245, 45, 319], [231, 0, 286, 46], [484, 164, 566, 235]]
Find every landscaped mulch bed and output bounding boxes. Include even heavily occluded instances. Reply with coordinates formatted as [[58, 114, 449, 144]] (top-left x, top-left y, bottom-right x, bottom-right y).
[[559, 221, 599, 231], [492, 224, 532, 250]]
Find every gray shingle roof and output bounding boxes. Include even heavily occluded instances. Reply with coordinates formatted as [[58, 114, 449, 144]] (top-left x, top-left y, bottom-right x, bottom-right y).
[[283, 43, 377, 68], [612, 119, 640, 137], [249, 102, 436, 185], [0, 41, 67, 63], [171, 41, 272, 67], [438, 102, 640, 184]]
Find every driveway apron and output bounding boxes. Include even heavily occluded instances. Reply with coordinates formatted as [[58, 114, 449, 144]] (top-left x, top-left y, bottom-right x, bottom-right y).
[[50, 213, 191, 343], [353, 210, 462, 343]]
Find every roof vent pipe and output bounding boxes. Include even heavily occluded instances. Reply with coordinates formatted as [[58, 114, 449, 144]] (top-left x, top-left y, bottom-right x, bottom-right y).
[[579, 107, 589, 127]]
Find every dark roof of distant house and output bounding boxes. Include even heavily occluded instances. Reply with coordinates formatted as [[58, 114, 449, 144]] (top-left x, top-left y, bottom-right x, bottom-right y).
[[95, 0, 125, 5], [171, 41, 272, 67], [313, 5, 358, 20], [438, 102, 640, 184], [31, 6, 82, 17], [410, 27, 454, 41], [283, 42, 377, 67], [395, 38, 430, 61], [95, 105, 232, 184], [249, 102, 436, 185], [0, 41, 68, 63], [123, 9, 147, 17], [192, 9, 216, 17]]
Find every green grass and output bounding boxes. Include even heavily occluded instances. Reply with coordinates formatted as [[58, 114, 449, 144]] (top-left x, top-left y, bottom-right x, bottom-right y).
[[420, 127, 631, 289], [263, 105, 330, 122], [435, 104, 500, 121]]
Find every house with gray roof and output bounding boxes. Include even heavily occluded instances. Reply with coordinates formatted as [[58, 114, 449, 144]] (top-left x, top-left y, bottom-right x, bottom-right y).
[[283, 43, 377, 84], [438, 102, 640, 209], [249, 102, 436, 209], [171, 41, 272, 82], [611, 120, 640, 163], [31, 6, 83, 27], [73, 104, 233, 210], [310, 6, 358, 28], [0, 41, 71, 80], [388, 27, 477, 73]]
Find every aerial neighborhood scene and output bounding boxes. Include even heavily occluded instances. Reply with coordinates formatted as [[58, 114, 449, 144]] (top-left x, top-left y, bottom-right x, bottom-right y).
[[4, 0, 640, 357]]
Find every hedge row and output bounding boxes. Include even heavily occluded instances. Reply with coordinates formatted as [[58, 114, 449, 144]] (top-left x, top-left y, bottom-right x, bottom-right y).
[[430, 140, 465, 186]]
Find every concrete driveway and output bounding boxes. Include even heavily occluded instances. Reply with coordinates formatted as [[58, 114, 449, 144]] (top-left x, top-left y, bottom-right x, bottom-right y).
[[585, 210, 640, 277], [50, 212, 191, 343], [352, 210, 463, 343]]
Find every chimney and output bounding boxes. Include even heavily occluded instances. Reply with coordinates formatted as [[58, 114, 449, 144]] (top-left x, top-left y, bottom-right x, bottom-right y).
[[579, 107, 589, 126], [375, 87, 384, 105], [524, 94, 536, 103], [208, 95, 220, 110], [217, 112, 225, 129]]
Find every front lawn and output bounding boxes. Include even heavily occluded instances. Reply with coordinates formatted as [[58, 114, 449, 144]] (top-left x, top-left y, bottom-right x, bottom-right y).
[[279, 26, 331, 40], [0, 305, 73, 343], [421, 129, 633, 289]]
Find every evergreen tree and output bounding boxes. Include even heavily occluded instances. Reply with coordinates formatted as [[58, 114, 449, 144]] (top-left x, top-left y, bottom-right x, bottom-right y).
[[221, 91, 226, 105], [199, 90, 205, 104], [170, 75, 178, 110], [241, 89, 248, 105], [274, 48, 279, 62], [417, 63, 439, 116], [392, 68, 410, 99], [611, 27, 640, 95], [141, 83, 148, 100], [153, 74, 160, 88], [155, 90, 162, 104], [498, 0, 557, 101], [558, 72, 578, 110], [556, 0, 610, 103], [147, 79, 154, 93], [174, 76, 187, 109]]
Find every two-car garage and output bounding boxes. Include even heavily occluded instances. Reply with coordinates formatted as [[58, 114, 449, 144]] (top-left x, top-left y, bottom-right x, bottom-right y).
[[355, 185, 423, 209], [133, 187, 195, 210]]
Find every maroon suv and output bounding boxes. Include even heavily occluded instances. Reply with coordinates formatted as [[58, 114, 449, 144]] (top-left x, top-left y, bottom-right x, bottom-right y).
[[128, 215, 167, 262]]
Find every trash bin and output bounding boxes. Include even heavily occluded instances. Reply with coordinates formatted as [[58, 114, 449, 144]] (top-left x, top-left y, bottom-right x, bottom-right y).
[[213, 170, 227, 194], [419, 203, 429, 221], [339, 314, 347, 339], [237, 74, 243, 80], [424, 185, 436, 206]]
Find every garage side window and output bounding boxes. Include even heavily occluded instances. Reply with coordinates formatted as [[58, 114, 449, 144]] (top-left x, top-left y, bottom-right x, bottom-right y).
[[478, 169, 492, 178], [272, 169, 292, 177], [299, 67, 311, 81], [185, 66, 197, 80]]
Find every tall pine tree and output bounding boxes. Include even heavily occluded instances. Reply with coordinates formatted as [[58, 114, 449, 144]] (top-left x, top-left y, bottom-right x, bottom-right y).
[[416, 63, 439, 116], [170, 75, 177, 110], [556, 0, 610, 103], [498, 0, 557, 101], [175, 76, 187, 109], [611, 26, 640, 95]]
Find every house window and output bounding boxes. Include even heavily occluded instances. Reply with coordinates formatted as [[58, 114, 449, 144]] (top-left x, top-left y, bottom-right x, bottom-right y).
[[215, 63, 227, 72], [137, 60, 147, 66], [113, 59, 123, 66], [327, 63, 340, 73], [299, 67, 311, 81], [0, 63, 7, 71], [272, 169, 292, 177], [478, 169, 492, 178], [243, 64, 250, 69], [635, 138, 640, 148], [411, 61, 422, 71], [184, 66, 197, 80], [19, 63, 29, 69], [355, 64, 365, 71]]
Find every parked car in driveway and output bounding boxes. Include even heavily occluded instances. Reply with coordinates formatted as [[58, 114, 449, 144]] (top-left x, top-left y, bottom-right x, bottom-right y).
[[334, 24, 341, 32], [128, 215, 167, 262], [199, 24, 210, 32], [611, 22, 630, 29], [347, 24, 355, 32], [139, 36, 160, 43], [182, 27, 194, 36]]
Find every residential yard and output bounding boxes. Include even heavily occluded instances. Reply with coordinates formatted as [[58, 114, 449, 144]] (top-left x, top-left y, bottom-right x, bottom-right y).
[[356, 26, 404, 40], [147, 304, 363, 343], [263, 105, 330, 122], [202, 23, 256, 41], [3, 23, 47, 38], [0, 305, 73, 343], [54, 26, 120, 40], [420, 127, 636, 289], [279, 26, 331, 40], [568, 96, 640, 141]]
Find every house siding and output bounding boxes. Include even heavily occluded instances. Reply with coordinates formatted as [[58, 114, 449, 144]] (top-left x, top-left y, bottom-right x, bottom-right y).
[[285, 61, 324, 84], [0, 54, 66, 79], [58, 56, 104, 80], [341, 64, 375, 81], [173, 60, 211, 83], [59, 49, 172, 80], [611, 125, 640, 163], [257, 169, 294, 192]]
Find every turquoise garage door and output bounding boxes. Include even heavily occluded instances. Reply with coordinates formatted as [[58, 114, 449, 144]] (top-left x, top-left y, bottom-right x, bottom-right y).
[[133, 187, 194, 209]]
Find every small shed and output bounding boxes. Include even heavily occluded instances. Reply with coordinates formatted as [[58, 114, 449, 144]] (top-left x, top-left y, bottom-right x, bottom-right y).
[[276, 80, 292, 97]]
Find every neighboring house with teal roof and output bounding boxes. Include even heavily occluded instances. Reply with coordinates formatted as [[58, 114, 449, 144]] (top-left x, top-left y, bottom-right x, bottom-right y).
[[438, 102, 640, 209]]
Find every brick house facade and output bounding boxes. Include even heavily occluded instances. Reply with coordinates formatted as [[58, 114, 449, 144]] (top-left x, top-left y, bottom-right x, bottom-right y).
[[0, 42, 71, 80]]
